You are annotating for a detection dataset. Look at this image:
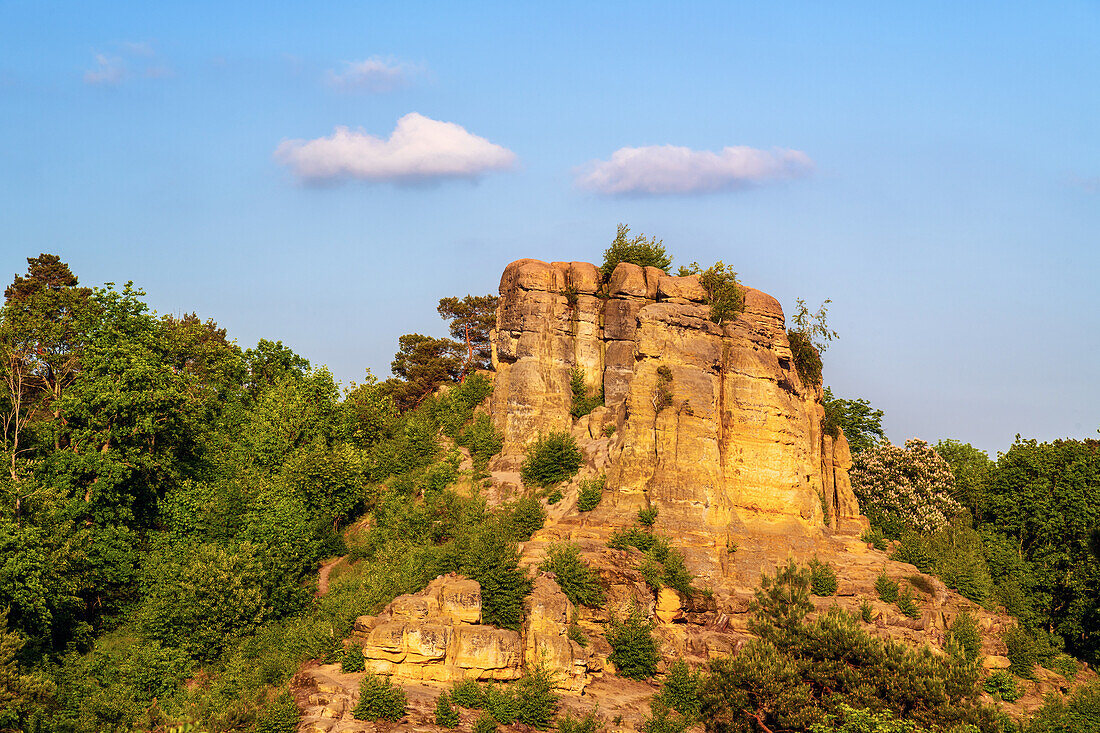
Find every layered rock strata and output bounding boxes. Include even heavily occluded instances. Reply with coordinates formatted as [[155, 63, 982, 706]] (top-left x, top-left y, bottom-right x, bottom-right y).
[[489, 259, 866, 536], [354, 573, 593, 691]]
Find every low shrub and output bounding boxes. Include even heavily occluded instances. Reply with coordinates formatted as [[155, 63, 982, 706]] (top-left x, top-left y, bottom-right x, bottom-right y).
[[861, 527, 889, 552], [340, 643, 365, 673], [639, 698, 689, 733], [435, 692, 460, 728], [253, 692, 300, 733], [1050, 653, 1079, 680], [570, 367, 604, 418], [452, 678, 485, 708], [787, 329, 823, 386], [1005, 626, 1039, 680], [808, 556, 838, 596], [557, 710, 602, 733], [639, 557, 664, 592], [568, 624, 588, 647], [808, 703, 925, 733], [539, 543, 604, 607], [896, 586, 921, 619], [658, 658, 702, 721], [696, 262, 744, 325], [456, 413, 504, 472], [603, 423, 616, 437], [353, 674, 406, 722], [859, 599, 873, 623], [507, 495, 546, 541], [1026, 679, 1100, 732], [607, 604, 660, 680], [515, 665, 559, 728], [484, 683, 520, 723], [947, 611, 982, 664], [984, 671, 1020, 702], [638, 506, 659, 526], [577, 475, 605, 512], [875, 570, 899, 603], [521, 431, 583, 488], [547, 488, 563, 505], [474, 711, 498, 733], [600, 223, 672, 278]]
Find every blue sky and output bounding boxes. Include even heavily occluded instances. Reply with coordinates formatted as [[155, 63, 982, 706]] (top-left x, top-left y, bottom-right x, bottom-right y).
[[1, 1, 1097, 454]]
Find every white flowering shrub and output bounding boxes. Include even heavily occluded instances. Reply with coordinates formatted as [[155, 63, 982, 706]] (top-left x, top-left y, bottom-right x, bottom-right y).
[[850, 439, 961, 535]]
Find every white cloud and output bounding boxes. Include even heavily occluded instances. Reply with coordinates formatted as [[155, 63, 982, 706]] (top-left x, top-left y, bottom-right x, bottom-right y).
[[274, 113, 516, 184], [325, 56, 420, 93], [83, 54, 125, 85], [575, 144, 814, 195], [121, 41, 155, 57]]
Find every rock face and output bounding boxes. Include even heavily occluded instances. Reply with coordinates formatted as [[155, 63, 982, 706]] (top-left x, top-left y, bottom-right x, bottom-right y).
[[356, 573, 592, 691], [489, 259, 866, 537]]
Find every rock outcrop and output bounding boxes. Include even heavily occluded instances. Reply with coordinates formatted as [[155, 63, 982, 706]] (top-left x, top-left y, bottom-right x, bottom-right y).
[[489, 259, 866, 537], [353, 573, 593, 691]]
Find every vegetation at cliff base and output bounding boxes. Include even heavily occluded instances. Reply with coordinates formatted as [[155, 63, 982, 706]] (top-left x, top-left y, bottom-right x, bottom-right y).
[[521, 430, 583, 488]]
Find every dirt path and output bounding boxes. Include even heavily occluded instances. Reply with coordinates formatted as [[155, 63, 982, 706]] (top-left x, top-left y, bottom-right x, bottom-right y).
[[316, 556, 343, 596]]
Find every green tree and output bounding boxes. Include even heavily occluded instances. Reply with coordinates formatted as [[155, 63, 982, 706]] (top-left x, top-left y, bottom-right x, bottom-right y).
[[823, 388, 886, 454], [386, 333, 464, 412], [437, 294, 499, 374], [600, 224, 673, 279], [787, 298, 836, 387]]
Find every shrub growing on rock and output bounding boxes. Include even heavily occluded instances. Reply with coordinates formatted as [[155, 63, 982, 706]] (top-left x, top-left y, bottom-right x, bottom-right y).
[[515, 665, 559, 729], [506, 495, 546, 541], [353, 674, 406, 722], [576, 475, 605, 512], [640, 698, 690, 733], [474, 711, 498, 733], [983, 671, 1020, 702], [253, 692, 300, 733], [638, 506, 659, 526], [452, 678, 485, 708], [600, 223, 672, 278], [808, 556, 838, 596], [522, 431, 583, 488], [340, 643, 365, 672], [947, 612, 983, 665], [557, 710, 602, 733], [435, 692, 460, 728], [896, 586, 921, 619], [570, 367, 603, 418], [875, 570, 900, 603], [1005, 626, 1039, 679], [658, 658, 702, 721], [607, 604, 660, 680], [539, 542, 604, 607]]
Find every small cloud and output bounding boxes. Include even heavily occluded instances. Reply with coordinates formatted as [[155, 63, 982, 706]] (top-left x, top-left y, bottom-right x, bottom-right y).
[[121, 41, 155, 57], [84, 54, 126, 85], [325, 56, 420, 93], [575, 144, 814, 195], [274, 112, 516, 184]]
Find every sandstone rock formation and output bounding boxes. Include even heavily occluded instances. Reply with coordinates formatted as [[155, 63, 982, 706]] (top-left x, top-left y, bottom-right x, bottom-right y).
[[353, 573, 593, 691], [488, 258, 866, 538]]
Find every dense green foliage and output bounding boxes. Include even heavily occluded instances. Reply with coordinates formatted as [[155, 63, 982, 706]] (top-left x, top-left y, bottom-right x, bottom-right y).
[[606, 604, 660, 680], [353, 673, 406, 721], [521, 431, 583, 488], [699, 562, 992, 733], [576, 474, 604, 511], [947, 612, 983, 665], [608, 526, 694, 597], [600, 224, 673, 278], [678, 261, 744, 325], [539, 543, 604, 607], [823, 387, 886, 454], [657, 659, 703, 721], [786, 298, 836, 387], [434, 691, 460, 728], [444, 669, 558, 729], [808, 556, 838, 596], [1025, 680, 1100, 732]]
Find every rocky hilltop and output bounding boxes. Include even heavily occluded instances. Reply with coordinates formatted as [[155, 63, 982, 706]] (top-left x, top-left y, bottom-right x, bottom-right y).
[[295, 259, 1083, 732]]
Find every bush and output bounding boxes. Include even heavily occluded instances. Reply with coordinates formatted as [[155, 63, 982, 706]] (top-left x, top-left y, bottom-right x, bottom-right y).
[[861, 527, 889, 552], [654, 365, 674, 411], [808, 557, 838, 596], [984, 671, 1020, 702], [484, 682, 520, 724], [696, 261, 744, 325], [658, 659, 702, 721], [640, 698, 690, 733], [452, 678, 485, 708], [456, 413, 504, 472], [896, 586, 921, 619], [557, 710, 602, 733], [860, 599, 873, 623], [1050, 653, 1079, 680], [474, 711, 498, 733], [539, 543, 604, 607], [568, 624, 588, 647], [352, 674, 406, 721], [602, 423, 615, 437], [570, 367, 603, 419], [808, 703, 925, 732], [750, 560, 813, 640], [253, 692, 300, 733], [600, 224, 672, 279], [607, 604, 660, 680], [577, 475, 605, 512], [547, 488, 563, 505], [340, 643, 365, 672], [521, 431, 583, 488], [435, 691, 460, 728], [1005, 626, 1039, 680], [515, 666, 559, 729], [637, 506, 659, 526], [1026, 679, 1100, 732], [875, 570, 899, 603], [506, 495, 546, 541], [947, 612, 982, 664], [787, 329, 823, 387]]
